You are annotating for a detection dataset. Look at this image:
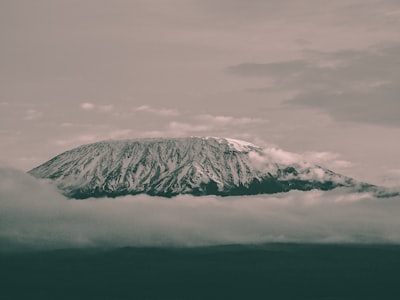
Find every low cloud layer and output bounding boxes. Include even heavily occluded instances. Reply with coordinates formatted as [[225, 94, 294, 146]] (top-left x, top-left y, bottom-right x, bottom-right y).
[[1, 168, 400, 251]]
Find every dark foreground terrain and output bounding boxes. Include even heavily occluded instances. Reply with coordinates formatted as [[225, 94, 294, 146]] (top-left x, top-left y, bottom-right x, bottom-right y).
[[1, 243, 400, 300]]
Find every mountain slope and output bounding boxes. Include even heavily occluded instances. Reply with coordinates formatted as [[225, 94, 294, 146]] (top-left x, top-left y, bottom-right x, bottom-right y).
[[29, 137, 360, 198]]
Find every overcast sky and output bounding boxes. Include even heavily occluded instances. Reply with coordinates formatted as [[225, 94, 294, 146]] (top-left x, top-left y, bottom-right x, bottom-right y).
[[1, 0, 400, 186]]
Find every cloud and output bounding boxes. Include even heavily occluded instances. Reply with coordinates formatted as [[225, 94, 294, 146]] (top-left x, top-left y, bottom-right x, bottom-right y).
[[135, 105, 179, 116], [1, 167, 400, 251], [196, 114, 266, 126], [290, 84, 400, 126], [138, 114, 267, 138], [168, 121, 211, 134], [23, 109, 43, 121], [301, 151, 353, 169], [140, 130, 166, 138], [54, 134, 97, 146], [226, 60, 311, 77], [250, 147, 352, 172], [98, 104, 114, 112], [173, 114, 266, 134], [60, 122, 95, 128], [107, 129, 133, 139], [227, 43, 400, 126], [248, 146, 355, 182], [80, 102, 115, 113], [53, 128, 133, 147], [250, 147, 301, 166], [80, 102, 96, 110]]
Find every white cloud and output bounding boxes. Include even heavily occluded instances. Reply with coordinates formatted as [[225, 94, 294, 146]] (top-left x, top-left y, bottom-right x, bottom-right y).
[[136, 105, 179, 116], [249, 147, 304, 170], [79, 103, 115, 114], [261, 147, 301, 165], [53, 128, 133, 147], [196, 114, 266, 125], [108, 129, 132, 139], [80, 102, 96, 110], [60, 122, 91, 128], [168, 121, 211, 134], [23, 109, 43, 121], [136, 114, 267, 139], [302, 151, 353, 169], [140, 130, 166, 138], [1, 168, 400, 251], [198, 114, 235, 124], [55, 134, 97, 146], [135, 105, 150, 111], [98, 104, 114, 112], [332, 160, 353, 168], [248, 146, 354, 181]]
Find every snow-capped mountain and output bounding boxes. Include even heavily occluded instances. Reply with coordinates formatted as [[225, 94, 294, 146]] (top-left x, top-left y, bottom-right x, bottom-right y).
[[29, 137, 366, 199]]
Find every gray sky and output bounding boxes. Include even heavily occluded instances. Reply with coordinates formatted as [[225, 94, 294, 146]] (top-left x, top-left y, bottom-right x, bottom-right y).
[[1, 0, 400, 186]]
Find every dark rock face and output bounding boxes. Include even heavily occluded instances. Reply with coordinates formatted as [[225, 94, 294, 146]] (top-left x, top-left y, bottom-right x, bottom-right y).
[[29, 137, 360, 199]]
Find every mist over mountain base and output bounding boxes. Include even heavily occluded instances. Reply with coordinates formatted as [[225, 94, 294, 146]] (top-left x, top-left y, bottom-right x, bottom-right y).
[[1, 244, 400, 300], [2, 167, 400, 250]]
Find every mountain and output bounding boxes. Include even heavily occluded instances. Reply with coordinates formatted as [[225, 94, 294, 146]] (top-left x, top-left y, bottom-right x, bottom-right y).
[[29, 137, 372, 199]]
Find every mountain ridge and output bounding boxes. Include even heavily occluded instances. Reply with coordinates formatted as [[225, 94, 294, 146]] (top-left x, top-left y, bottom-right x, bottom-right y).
[[28, 137, 383, 199]]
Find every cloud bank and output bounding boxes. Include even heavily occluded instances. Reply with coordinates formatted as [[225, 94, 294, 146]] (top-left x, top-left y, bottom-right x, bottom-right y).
[[227, 43, 400, 126], [1, 168, 400, 251]]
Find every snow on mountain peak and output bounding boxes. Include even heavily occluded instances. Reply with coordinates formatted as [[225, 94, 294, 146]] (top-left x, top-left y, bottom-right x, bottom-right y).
[[218, 137, 258, 152]]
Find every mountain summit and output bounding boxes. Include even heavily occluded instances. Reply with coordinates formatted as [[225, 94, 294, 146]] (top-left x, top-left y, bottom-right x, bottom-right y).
[[29, 137, 360, 198]]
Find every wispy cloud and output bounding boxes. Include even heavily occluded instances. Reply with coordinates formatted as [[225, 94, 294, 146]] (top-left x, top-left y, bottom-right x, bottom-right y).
[[249, 146, 353, 174], [54, 128, 133, 147], [107, 129, 132, 139], [168, 121, 211, 134], [196, 114, 266, 126], [98, 104, 114, 112], [54, 134, 97, 146], [226, 60, 310, 77], [80, 102, 114, 113], [140, 123, 211, 138], [301, 151, 353, 169], [135, 105, 179, 116], [80, 102, 96, 111], [138, 114, 267, 138], [23, 109, 43, 121], [60, 122, 97, 128], [227, 43, 400, 126]]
